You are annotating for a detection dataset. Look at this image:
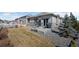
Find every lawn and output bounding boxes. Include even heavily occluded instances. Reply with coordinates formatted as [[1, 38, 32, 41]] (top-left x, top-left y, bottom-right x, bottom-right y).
[[8, 27, 54, 47]]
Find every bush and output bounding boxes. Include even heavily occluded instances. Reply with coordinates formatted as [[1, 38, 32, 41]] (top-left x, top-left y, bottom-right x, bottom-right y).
[[0, 27, 10, 47], [0, 27, 8, 39]]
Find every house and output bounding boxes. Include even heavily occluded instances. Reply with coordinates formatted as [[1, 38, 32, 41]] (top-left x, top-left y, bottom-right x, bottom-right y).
[[26, 12, 63, 32], [15, 12, 63, 32]]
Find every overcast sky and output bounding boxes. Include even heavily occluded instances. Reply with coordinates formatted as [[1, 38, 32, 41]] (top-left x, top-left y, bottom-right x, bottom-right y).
[[0, 12, 39, 20], [0, 12, 79, 21], [0, 0, 79, 21]]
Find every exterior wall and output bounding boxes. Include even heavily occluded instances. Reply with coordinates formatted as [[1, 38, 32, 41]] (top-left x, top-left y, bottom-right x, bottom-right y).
[[48, 17, 52, 24], [38, 18, 43, 27], [56, 17, 61, 27], [26, 17, 29, 26], [48, 17, 52, 28], [26, 18, 39, 27], [16, 17, 28, 27], [51, 17, 57, 28], [28, 20, 35, 26], [51, 16, 62, 32]]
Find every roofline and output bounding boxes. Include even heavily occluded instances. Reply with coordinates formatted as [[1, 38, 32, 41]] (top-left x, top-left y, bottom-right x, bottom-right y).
[[15, 13, 63, 20], [27, 13, 63, 19]]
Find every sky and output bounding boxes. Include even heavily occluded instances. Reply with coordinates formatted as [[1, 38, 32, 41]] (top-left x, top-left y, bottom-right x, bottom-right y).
[[0, 0, 79, 21], [0, 12, 40, 21], [0, 12, 79, 21]]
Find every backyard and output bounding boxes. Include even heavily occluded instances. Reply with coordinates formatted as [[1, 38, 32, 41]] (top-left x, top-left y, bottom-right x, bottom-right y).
[[7, 27, 54, 47]]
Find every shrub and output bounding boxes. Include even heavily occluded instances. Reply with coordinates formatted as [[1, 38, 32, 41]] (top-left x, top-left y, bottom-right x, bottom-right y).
[[0, 27, 8, 39], [0, 27, 10, 47]]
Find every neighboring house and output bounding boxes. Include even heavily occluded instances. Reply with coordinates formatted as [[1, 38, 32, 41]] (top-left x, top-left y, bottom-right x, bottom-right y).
[[15, 15, 30, 27], [9, 20, 16, 24]]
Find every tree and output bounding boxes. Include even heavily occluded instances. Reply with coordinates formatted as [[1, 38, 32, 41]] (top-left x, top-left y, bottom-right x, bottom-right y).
[[63, 14, 69, 28], [59, 13, 78, 38], [58, 14, 69, 37], [76, 21, 79, 32], [69, 12, 78, 29]]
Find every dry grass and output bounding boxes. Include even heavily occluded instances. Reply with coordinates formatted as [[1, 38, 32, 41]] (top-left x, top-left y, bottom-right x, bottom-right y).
[[8, 27, 54, 47]]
